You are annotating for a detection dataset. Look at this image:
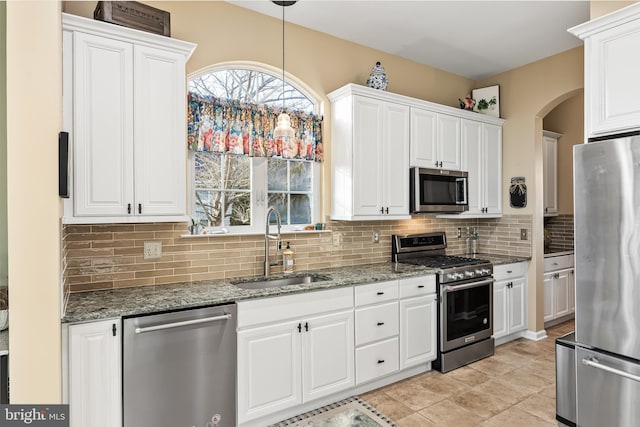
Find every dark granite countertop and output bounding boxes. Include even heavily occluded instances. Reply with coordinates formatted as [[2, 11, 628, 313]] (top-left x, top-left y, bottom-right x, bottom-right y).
[[544, 249, 574, 257], [64, 255, 532, 324], [63, 263, 436, 323]]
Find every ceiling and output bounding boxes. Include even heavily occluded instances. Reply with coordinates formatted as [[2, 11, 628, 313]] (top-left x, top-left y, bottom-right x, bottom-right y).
[[227, 0, 590, 80]]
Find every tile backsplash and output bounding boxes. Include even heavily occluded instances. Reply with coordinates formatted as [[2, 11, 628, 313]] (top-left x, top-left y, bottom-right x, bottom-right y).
[[63, 214, 532, 293], [544, 214, 574, 252]]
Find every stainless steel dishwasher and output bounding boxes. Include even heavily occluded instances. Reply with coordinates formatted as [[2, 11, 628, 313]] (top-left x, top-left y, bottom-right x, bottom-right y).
[[123, 303, 236, 427]]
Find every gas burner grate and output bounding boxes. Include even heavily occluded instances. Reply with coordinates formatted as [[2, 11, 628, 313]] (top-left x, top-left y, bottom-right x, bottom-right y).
[[403, 255, 489, 269]]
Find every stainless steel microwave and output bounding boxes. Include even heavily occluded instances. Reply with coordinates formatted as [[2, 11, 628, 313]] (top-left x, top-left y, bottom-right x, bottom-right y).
[[410, 167, 469, 213]]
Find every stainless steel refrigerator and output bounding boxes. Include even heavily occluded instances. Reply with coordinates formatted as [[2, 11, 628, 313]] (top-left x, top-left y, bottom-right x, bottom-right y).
[[573, 131, 640, 427]]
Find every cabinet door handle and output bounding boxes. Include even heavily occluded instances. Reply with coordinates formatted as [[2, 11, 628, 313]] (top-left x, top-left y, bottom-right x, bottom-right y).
[[439, 161, 443, 167], [304, 322, 309, 332], [376, 291, 385, 296], [377, 359, 385, 364], [377, 322, 385, 326], [385, 207, 389, 214], [380, 207, 384, 214], [138, 203, 142, 214], [418, 285, 425, 288], [112, 323, 117, 337], [127, 203, 131, 214], [434, 161, 439, 167], [297, 323, 302, 333]]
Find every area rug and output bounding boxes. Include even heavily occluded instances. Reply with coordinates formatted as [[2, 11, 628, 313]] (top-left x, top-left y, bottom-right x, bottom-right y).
[[270, 396, 397, 427]]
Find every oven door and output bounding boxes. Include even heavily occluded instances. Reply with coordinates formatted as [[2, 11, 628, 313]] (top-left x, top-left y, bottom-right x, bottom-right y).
[[440, 277, 493, 352]]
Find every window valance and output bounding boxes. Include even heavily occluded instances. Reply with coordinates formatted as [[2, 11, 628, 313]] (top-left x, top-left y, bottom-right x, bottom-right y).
[[187, 93, 324, 162]]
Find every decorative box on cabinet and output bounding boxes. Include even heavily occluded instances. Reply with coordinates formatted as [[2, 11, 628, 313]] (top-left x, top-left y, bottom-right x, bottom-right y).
[[66, 319, 121, 427], [493, 262, 527, 344], [410, 108, 462, 170], [62, 13, 196, 224], [544, 253, 575, 325], [236, 287, 354, 425], [329, 85, 410, 220], [543, 131, 561, 216], [569, 3, 640, 136]]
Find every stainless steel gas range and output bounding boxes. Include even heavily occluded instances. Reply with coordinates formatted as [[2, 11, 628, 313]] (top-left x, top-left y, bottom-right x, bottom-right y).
[[392, 232, 494, 373]]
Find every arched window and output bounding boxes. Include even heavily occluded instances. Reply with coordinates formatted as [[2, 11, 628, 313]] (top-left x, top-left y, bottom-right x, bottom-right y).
[[188, 64, 321, 232]]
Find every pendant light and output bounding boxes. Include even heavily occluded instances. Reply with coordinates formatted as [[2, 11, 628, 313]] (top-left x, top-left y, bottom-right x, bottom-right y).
[[273, 1, 297, 142]]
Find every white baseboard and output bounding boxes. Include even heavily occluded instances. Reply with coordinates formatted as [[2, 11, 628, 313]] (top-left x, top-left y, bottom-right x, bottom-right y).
[[523, 329, 548, 341]]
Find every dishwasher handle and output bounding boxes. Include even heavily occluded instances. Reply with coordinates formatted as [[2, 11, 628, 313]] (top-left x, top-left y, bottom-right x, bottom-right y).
[[134, 313, 232, 334]]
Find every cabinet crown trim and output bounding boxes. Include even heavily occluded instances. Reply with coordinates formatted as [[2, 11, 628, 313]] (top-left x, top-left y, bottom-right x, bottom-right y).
[[327, 84, 504, 126], [568, 2, 640, 39], [62, 12, 197, 58]]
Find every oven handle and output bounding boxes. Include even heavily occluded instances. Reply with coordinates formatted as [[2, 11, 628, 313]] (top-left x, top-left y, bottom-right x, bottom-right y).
[[442, 278, 494, 293]]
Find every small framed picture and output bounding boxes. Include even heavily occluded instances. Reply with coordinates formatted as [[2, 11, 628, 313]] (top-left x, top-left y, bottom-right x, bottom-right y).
[[472, 85, 500, 118]]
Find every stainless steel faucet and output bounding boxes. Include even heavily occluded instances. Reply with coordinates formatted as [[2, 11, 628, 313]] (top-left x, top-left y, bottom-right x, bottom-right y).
[[265, 206, 282, 277]]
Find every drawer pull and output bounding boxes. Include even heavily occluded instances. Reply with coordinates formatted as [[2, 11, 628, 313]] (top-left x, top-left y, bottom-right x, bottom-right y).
[[377, 359, 385, 364], [376, 292, 385, 296], [418, 285, 425, 288], [507, 270, 512, 274], [376, 322, 385, 326]]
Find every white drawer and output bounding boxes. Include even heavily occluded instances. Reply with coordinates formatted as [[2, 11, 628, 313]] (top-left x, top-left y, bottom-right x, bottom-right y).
[[237, 286, 353, 329], [355, 337, 399, 385], [355, 302, 399, 346], [493, 262, 525, 281], [399, 275, 436, 299], [544, 254, 574, 272], [354, 280, 398, 307]]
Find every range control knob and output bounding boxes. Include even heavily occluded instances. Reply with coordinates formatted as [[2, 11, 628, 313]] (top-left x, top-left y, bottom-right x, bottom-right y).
[[475, 269, 484, 276], [482, 268, 491, 275], [465, 271, 475, 278], [446, 273, 456, 281], [455, 273, 465, 280]]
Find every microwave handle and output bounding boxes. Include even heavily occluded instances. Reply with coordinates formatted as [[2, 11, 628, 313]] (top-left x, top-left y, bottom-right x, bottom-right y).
[[457, 178, 467, 205]]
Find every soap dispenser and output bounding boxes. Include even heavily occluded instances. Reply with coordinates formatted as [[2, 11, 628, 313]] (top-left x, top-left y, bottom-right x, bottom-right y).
[[282, 242, 294, 274]]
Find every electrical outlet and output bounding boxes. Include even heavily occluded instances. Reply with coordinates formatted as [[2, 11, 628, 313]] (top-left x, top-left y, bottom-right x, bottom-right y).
[[332, 232, 342, 248], [457, 227, 462, 238], [144, 241, 162, 260], [372, 231, 380, 243], [520, 229, 528, 240]]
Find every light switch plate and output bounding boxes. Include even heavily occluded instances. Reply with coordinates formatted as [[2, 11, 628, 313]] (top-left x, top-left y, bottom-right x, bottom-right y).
[[372, 231, 380, 243], [144, 241, 162, 260], [520, 229, 528, 240]]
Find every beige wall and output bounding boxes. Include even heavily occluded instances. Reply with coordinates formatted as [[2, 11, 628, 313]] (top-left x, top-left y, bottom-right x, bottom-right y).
[[476, 47, 583, 333], [6, 1, 62, 402], [590, 1, 636, 18], [543, 94, 584, 215], [0, 2, 7, 287]]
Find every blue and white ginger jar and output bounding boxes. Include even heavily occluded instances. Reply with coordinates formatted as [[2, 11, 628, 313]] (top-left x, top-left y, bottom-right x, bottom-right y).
[[366, 61, 388, 91]]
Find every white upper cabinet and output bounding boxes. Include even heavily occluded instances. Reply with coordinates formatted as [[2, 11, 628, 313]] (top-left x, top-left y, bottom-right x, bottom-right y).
[[329, 85, 411, 220], [62, 13, 196, 223], [410, 108, 461, 170], [452, 119, 502, 218], [543, 131, 561, 216], [329, 84, 503, 221], [569, 3, 640, 136]]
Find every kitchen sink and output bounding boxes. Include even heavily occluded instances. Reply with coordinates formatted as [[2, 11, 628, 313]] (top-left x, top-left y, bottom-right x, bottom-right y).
[[232, 274, 331, 290]]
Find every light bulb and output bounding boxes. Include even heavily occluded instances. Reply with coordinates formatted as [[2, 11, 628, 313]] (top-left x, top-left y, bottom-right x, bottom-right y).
[[273, 112, 295, 141]]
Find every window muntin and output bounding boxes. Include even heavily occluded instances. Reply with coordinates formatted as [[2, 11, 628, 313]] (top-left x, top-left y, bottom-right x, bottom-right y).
[[268, 159, 313, 225]]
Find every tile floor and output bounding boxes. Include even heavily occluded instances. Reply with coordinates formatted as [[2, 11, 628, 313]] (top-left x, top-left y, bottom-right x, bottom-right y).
[[361, 320, 575, 426]]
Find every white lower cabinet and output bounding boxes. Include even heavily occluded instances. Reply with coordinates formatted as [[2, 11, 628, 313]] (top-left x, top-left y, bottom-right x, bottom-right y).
[[493, 263, 527, 342], [237, 287, 354, 424], [398, 275, 437, 369], [67, 319, 121, 427], [544, 254, 575, 324]]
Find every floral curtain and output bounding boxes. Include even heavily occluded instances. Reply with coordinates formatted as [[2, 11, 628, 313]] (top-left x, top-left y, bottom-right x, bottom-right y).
[[187, 93, 324, 162]]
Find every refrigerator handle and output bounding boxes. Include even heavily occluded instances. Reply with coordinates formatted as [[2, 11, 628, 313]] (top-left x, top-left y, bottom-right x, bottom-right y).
[[582, 357, 640, 383]]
